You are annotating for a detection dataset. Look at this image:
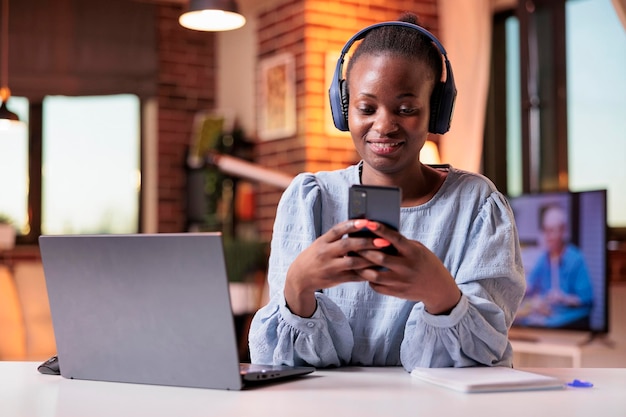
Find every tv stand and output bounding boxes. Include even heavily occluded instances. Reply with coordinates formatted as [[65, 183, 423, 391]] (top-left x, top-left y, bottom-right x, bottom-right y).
[[511, 339, 584, 367], [508, 333, 540, 343], [578, 332, 615, 348], [509, 329, 614, 367]]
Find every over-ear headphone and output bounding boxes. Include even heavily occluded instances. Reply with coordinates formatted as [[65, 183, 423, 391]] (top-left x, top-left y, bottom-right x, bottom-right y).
[[328, 21, 457, 134]]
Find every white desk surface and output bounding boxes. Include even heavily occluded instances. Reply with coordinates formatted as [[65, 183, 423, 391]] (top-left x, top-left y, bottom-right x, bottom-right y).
[[1, 362, 625, 417]]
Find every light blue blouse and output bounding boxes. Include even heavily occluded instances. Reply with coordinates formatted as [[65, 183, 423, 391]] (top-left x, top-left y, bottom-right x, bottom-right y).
[[248, 164, 526, 371]]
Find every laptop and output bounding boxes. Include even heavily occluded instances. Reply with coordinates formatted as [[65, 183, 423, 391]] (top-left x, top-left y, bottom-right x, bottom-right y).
[[39, 233, 314, 390]]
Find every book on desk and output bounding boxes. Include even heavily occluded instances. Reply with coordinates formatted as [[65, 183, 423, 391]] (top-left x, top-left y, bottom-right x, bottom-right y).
[[410, 366, 565, 393]]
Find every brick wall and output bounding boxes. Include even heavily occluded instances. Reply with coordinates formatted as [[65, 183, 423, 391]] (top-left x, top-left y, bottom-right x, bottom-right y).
[[156, 4, 217, 232], [254, 0, 438, 239]]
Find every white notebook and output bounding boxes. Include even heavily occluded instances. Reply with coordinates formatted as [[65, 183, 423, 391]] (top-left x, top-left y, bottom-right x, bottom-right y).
[[411, 366, 565, 393]]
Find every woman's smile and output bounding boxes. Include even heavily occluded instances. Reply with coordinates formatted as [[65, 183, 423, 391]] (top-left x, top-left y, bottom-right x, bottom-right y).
[[366, 139, 404, 155]]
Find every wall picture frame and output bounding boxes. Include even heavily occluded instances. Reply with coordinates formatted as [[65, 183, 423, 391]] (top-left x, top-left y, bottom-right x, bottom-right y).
[[258, 53, 296, 141]]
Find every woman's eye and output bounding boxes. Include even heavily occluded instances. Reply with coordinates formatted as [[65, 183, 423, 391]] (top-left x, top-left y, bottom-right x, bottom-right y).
[[357, 106, 375, 115], [399, 107, 418, 115]]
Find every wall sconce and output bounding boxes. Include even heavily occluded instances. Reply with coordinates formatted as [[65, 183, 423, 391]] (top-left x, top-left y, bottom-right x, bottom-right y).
[[179, 0, 246, 32], [0, 0, 21, 129]]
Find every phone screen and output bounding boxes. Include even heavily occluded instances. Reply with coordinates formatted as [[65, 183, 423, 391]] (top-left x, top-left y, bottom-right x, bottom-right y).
[[348, 184, 401, 256]]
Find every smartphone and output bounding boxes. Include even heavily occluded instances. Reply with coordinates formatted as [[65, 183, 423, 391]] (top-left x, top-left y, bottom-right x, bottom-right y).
[[348, 184, 401, 256]]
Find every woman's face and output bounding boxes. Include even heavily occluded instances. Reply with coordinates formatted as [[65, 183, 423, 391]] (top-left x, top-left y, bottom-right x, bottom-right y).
[[347, 53, 435, 176]]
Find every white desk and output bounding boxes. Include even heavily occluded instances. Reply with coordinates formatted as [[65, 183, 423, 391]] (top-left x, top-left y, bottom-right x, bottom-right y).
[[1, 362, 625, 417]]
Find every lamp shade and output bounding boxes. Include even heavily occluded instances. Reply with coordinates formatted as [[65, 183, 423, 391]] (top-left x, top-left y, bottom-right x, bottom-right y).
[[0, 100, 23, 131], [0, 87, 21, 128], [179, 0, 246, 32], [0, 101, 18, 121]]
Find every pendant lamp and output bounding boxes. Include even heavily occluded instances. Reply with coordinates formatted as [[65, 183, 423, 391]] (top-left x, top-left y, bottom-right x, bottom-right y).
[[179, 0, 246, 32]]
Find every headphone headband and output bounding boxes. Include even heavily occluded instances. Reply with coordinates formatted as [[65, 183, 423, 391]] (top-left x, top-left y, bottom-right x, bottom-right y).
[[329, 21, 457, 134], [338, 21, 450, 59]]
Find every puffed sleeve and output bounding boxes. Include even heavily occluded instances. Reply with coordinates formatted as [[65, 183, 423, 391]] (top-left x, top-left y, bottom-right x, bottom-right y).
[[248, 173, 354, 367], [400, 192, 526, 370]]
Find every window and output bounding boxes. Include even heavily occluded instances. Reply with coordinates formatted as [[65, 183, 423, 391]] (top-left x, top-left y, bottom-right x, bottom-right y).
[[565, 0, 626, 229], [505, 16, 522, 197], [42, 95, 141, 234], [1, 94, 141, 244], [0, 97, 29, 234], [486, 0, 626, 232]]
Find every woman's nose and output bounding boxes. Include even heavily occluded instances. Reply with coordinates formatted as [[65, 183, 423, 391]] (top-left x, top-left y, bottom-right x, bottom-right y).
[[372, 110, 399, 135]]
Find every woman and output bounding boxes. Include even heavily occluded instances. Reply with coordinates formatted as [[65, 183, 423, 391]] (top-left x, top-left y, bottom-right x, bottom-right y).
[[249, 13, 525, 371]]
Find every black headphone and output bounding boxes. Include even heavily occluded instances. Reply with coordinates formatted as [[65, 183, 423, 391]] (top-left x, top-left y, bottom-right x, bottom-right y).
[[328, 21, 457, 134]]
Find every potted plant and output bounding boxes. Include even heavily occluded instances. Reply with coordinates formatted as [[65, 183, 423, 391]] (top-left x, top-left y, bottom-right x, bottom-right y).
[[0, 214, 16, 250]]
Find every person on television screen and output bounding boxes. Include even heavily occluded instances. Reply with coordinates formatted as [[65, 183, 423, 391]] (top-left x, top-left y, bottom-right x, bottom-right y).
[[515, 204, 593, 329], [248, 13, 526, 370]]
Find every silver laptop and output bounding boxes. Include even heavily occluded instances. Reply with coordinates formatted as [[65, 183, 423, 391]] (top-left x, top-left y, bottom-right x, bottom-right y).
[[39, 233, 314, 390]]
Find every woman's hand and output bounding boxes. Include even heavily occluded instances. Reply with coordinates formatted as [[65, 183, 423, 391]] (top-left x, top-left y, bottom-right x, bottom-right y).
[[284, 219, 384, 317], [351, 221, 462, 315]]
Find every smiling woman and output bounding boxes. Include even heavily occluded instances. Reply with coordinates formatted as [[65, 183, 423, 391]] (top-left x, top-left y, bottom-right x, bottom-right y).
[[248, 13, 526, 372]]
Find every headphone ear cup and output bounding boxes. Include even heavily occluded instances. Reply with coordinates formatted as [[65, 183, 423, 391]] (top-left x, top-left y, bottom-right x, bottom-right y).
[[429, 60, 457, 134], [429, 82, 444, 134], [340, 79, 349, 129], [329, 77, 349, 131]]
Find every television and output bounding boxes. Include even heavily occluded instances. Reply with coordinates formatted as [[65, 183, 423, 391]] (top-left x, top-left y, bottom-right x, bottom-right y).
[[507, 189, 609, 336]]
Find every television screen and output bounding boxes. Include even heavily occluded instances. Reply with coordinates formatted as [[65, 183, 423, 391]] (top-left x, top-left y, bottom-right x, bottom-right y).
[[508, 190, 608, 334]]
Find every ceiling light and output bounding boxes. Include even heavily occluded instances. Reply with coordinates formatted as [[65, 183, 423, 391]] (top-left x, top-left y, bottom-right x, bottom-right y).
[[179, 0, 246, 32]]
